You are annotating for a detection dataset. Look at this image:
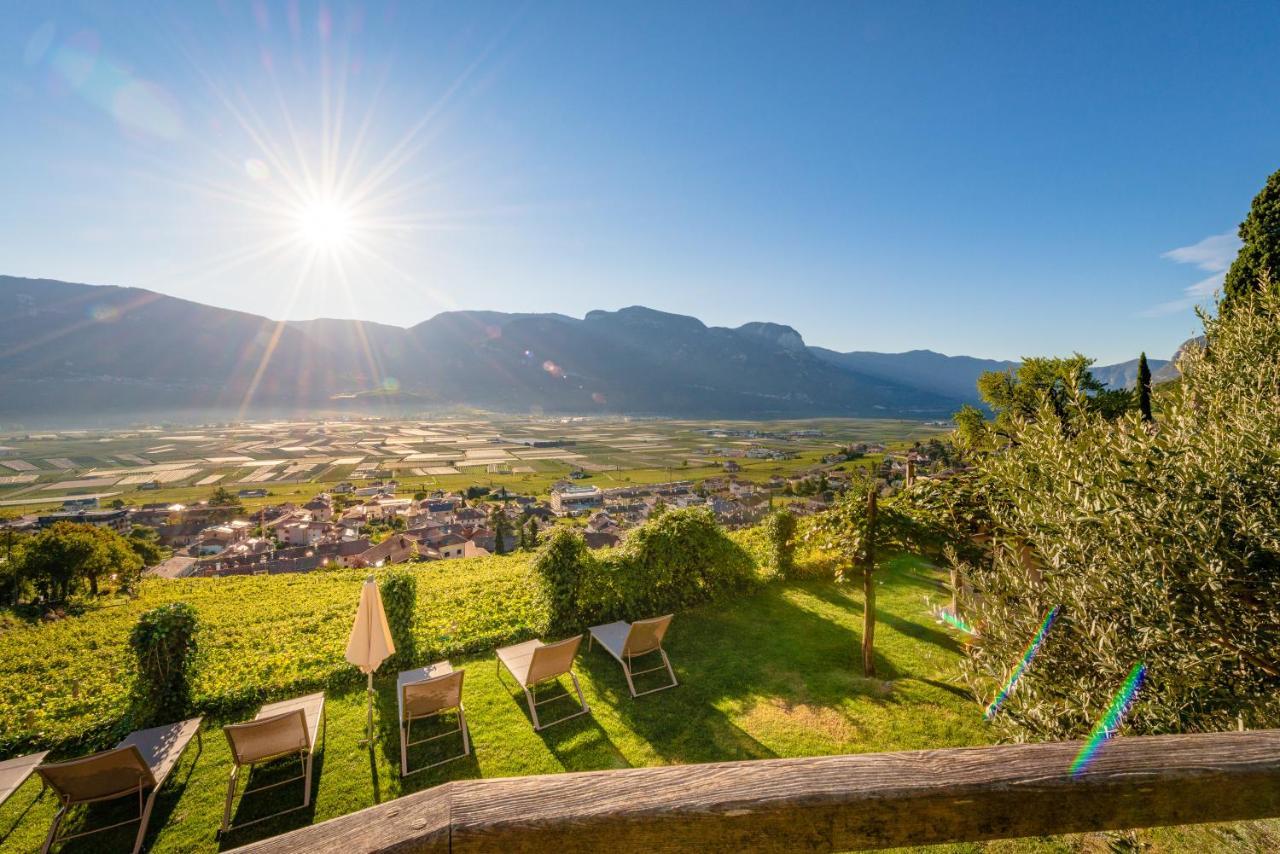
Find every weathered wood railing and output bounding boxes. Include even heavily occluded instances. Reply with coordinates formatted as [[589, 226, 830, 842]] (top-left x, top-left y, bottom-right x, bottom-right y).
[[233, 730, 1280, 853]]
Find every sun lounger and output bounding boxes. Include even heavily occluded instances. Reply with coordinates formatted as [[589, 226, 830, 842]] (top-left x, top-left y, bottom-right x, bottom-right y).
[[36, 717, 202, 854], [221, 692, 325, 834], [495, 635, 589, 730], [589, 614, 678, 697], [398, 662, 469, 776], [0, 750, 48, 808]]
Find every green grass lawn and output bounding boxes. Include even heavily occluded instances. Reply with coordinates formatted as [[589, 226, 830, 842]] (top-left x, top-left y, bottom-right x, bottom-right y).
[[1, 558, 1274, 852]]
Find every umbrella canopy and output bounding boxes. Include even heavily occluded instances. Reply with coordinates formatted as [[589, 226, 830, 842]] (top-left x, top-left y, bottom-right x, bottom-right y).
[[346, 576, 395, 675]]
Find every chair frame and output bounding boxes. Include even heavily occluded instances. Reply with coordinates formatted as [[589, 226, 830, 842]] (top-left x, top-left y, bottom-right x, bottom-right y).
[[400, 670, 471, 777], [220, 699, 326, 835], [589, 616, 679, 698], [495, 639, 589, 731], [39, 728, 202, 854]]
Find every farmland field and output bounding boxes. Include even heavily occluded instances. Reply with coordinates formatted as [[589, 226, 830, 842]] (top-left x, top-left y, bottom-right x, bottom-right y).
[[0, 415, 949, 514]]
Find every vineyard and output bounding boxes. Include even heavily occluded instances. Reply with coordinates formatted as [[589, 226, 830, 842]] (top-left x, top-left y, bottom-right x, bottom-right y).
[[0, 556, 544, 755]]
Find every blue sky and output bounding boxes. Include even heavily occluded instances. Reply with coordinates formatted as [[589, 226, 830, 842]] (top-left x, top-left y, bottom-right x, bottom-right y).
[[1, 1, 1277, 363]]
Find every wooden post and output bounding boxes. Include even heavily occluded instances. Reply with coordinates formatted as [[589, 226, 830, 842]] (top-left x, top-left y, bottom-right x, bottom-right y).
[[905, 457, 915, 487], [862, 487, 877, 678]]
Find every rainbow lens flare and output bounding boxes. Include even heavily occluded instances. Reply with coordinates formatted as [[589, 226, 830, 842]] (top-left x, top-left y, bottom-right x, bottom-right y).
[[1069, 662, 1146, 777], [931, 605, 975, 635], [984, 605, 1059, 719]]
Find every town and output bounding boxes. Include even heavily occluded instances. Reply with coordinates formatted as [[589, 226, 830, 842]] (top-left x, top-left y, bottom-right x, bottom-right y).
[[1, 423, 955, 581]]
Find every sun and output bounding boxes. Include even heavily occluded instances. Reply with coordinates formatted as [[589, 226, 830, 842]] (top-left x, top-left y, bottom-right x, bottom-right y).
[[296, 199, 353, 249]]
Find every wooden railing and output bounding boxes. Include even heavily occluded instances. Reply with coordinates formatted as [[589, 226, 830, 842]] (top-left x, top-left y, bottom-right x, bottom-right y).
[[233, 730, 1280, 853]]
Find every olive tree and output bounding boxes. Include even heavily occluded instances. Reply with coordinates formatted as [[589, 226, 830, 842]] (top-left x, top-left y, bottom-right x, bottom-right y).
[[959, 289, 1280, 740]]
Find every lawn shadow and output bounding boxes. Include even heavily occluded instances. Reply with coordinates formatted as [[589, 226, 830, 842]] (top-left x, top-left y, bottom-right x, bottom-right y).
[[371, 676, 481, 797], [802, 579, 963, 656], [578, 650, 776, 766], [215, 730, 326, 850], [54, 729, 204, 854], [919, 678, 976, 702], [0, 781, 45, 847]]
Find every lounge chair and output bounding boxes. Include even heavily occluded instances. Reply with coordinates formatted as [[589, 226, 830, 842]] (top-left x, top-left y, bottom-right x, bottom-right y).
[[589, 614, 678, 697], [495, 635, 589, 730], [398, 662, 469, 776], [0, 750, 48, 808], [220, 692, 325, 834], [35, 717, 202, 854]]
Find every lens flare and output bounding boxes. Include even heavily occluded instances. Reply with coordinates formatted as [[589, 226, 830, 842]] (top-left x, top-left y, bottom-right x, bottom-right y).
[[931, 605, 975, 635], [1070, 662, 1147, 777], [244, 158, 271, 182], [984, 605, 1060, 719]]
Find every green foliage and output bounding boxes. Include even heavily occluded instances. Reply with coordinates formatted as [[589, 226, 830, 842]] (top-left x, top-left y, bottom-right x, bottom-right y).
[[530, 528, 596, 634], [531, 508, 757, 631], [974, 355, 1132, 439], [15, 522, 143, 600], [208, 486, 241, 507], [490, 504, 513, 555], [128, 525, 167, 567], [809, 487, 930, 582], [129, 602, 199, 727], [579, 508, 757, 624], [959, 289, 1280, 741], [953, 404, 989, 449], [760, 509, 798, 579], [525, 517, 540, 550], [1137, 351, 1153, 422], [379, 571, 417, 670], [1222, 168, 1280, 310]]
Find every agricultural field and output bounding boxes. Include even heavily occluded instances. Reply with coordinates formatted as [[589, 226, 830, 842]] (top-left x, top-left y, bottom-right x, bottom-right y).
[[0, 415, 949, 514]]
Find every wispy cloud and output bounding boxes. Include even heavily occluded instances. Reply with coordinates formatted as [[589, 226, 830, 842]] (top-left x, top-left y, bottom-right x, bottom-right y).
[[1143, 231, 1240, 317]]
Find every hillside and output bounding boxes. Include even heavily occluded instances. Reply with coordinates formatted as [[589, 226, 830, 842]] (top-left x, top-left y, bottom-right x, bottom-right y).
[[0, 276, 1168, 424]]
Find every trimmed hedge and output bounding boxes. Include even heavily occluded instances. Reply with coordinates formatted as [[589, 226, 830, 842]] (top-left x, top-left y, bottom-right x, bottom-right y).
[[535, 507, 758, 629]]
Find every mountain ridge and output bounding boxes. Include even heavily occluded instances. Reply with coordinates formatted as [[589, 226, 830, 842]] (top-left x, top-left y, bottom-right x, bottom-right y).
[[0, 276, 1174, 425]]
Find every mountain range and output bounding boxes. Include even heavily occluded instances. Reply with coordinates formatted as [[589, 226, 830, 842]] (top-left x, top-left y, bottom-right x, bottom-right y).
[[0, 276, 1170, 426]]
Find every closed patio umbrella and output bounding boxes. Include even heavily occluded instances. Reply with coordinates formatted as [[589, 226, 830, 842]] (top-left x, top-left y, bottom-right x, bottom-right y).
[[346, 575, 396, 745]]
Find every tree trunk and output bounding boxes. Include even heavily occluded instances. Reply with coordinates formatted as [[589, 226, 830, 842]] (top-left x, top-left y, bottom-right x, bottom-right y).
[[862, 487, 878, 677]]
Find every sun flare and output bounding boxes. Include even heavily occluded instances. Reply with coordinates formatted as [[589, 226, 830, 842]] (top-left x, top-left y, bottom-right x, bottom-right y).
[[296, 199, 353, 249]]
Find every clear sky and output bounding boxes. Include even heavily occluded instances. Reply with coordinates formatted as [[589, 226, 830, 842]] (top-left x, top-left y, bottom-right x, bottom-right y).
[[2, 1, 1277, 364]]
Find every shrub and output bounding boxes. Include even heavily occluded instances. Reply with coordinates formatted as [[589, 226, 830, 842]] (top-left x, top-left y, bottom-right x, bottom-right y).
[[530, 528, 597, 634], [761, 509, 798, 579], [380, 571, 417, 670], [129, 602, 199, 727], [579, 508, 757, 623]]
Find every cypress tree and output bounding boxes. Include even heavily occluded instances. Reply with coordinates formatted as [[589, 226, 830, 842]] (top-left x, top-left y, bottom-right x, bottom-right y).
[[1222, 168, 1280, 311], [1137, 352, 1153, 422]]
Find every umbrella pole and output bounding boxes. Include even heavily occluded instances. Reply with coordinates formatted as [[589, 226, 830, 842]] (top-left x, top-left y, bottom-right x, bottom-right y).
[[364, 671, 375, 746]]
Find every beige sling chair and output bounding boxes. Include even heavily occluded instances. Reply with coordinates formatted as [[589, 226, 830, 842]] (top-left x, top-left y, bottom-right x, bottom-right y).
[[35, 717, 203, 854], [495, 635, 589, 730], [220, 692, 325, 835], [398, 663, 470, 777], [588, 615, 678, 697]]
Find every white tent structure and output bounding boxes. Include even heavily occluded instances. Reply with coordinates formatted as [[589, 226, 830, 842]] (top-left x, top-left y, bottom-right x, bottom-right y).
[[345, 576, 396, 745]]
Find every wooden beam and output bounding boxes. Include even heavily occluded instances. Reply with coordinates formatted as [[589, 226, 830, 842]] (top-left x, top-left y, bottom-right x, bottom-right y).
[[231, 730, 1280, 853]]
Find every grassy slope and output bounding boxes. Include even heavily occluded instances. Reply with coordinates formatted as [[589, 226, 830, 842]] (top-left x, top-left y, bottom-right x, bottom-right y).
[[0, 557, 1273, 852]]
